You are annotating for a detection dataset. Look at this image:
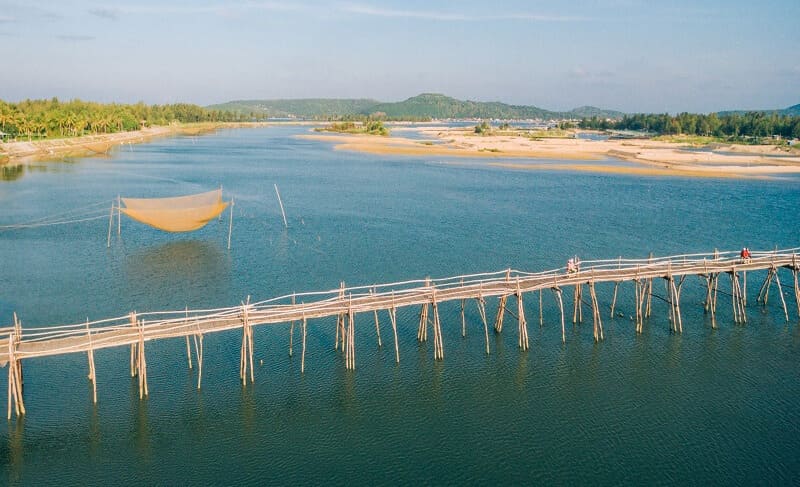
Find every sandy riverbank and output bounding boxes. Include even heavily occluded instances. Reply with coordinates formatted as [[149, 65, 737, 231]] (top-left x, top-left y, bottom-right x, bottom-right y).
[[0, 122, 309, 164], [300, 127, 800, 178]]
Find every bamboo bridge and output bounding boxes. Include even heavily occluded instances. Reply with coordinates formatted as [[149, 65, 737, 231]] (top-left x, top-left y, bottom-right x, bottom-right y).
[[3, 247, 800, 419]]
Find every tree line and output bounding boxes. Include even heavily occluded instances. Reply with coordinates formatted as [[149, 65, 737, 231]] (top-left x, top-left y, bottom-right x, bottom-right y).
[[579, 112, 800, 140], [0, 98, 251, 141]]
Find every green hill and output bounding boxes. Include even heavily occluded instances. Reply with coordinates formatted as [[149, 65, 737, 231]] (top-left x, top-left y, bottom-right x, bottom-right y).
[[207, 93, 623, 120], [717, 103, 800, 117], [207, 98, 380, 118]]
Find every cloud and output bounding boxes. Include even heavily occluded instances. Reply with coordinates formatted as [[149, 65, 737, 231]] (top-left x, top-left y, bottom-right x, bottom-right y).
[[0, 15, 16, 23], [89, 7, 120, 20], [57, 35, 95, 41], [339, 3, 585, 22]]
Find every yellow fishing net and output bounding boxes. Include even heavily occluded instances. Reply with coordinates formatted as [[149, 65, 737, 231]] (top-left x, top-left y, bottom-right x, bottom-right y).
[[120, 189, 229, 233]]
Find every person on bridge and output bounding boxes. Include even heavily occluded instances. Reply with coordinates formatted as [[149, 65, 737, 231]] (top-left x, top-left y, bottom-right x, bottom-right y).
[[740, 247, 751, 263], [567, 258, 576, 273]]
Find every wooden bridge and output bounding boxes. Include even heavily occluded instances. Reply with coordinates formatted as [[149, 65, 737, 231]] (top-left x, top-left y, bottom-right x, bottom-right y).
[[3, 247, 800, 419]]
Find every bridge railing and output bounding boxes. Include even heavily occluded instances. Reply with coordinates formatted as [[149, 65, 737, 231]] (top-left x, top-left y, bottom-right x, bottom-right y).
[[5, 247, 799, 348]]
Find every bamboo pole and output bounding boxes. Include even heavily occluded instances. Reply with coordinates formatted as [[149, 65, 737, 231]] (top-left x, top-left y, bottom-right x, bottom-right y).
[[743, 271, 747, 306], [137, 319, 148, 399], [106, 202, 114, 248], [289, 294, 296, 357], [610, 281, 619, 318], [589, 281, 603, 341], [390, 300, 399, 364], [495, 295, 507, 333], [372, 288, 382, 348], [460, 299, 466, 337], [516, 280, 529, 350], [185, 307, 192, 369], [274, 184, 288, 228], [539, 289, 543, 327], [301, 314, 307, 374], [553, 287, 566, 343], [432, 290, 443, 361], [774, 269, 789, 322], [671, 277, 683, 333], [227, 198, 234, 250], [417, 302, 429, 342], [476, 294, 490, 355], [196, 334, 204, 390], [793, 269, 800, 320], [117, 195, 121, 235], [734, 272, 747, 323], [129, 312, 137, 377], [86, 319, 97, 404]]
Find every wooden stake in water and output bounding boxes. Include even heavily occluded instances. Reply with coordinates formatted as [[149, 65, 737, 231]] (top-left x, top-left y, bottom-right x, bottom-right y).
[[274, 184, 288, 228]]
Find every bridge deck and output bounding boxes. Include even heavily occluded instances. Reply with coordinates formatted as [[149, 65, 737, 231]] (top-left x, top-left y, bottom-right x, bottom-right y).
[[2, 248, 798, 366]]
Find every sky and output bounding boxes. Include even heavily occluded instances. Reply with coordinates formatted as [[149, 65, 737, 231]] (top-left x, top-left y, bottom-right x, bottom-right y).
[[0, 0, 798, 113]]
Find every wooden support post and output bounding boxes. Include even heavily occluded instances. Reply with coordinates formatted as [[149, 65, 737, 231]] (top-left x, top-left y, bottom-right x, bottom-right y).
[[129, 312, 137, 377], [774, 268, 790, 322], [743, 271, 747, 306], [495, 295, 508, 333], [539, 289, 543, 327], [758, 268, 774, 305], [106, 202, 114, 248], [274, 183, 288, 228], [460, 299, 466, 338], [417, 303, 429, 342], [589, 281, 603, 342], [793, 269, 800, 320], [646, 253, 653, 318], [734, 272, 747, 324], [634, 279, 641, 333], [86, 320, 97, 404], [389, 301, 400, 364], [431, 290, 444, 361], [239, 297, 254, 385], [372, 288, 382, 348], [711, 274, 719, 329], [227, 197, 235, 250], [671, 276, 683, 333], [516, 281, 529, 351], [347, 303, 355, 370], [553, 287, 566, 343], [335, 282, 345, 351], [117, 195, 121, 235], [184, 307, 193, 369], [301, 314, 307, 374], [195, 334, 204, 390], [137, 319, 148, 399], [476, 294, 490, 355], [610, 281, 619, 318], [7, 327, 25, 419], [289, 294, 295, 357]]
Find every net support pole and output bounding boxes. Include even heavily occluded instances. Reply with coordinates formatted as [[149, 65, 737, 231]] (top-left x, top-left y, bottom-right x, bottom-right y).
[[274, 184, 288, 228], [227, 198, 234, 250], [107, 202, 114, 248], [117, 195, 121, 236]]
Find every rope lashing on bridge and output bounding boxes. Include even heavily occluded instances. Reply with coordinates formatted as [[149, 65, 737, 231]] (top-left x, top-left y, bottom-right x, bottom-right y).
[[2, 247, 800, 419]]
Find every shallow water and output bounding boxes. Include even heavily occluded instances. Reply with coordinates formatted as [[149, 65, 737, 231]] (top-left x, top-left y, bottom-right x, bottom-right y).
[[1, 126, 799, 485]]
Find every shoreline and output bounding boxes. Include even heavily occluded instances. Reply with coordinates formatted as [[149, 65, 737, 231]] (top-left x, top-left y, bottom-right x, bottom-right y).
[[300, 128, 800, 179], [0, 122, 309, 165]]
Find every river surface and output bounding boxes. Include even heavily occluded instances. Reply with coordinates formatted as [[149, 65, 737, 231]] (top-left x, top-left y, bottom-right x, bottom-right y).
[[1, 126, 799, 485]]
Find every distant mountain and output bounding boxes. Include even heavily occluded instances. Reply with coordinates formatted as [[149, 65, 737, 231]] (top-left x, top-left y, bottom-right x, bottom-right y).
[[207, 93, 624, 120], [207, 98, 380, 118], [717, 103, 800, 117]]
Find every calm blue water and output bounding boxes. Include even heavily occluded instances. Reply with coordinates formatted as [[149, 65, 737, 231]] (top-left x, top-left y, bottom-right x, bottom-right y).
[[1, 126, 800, 485]]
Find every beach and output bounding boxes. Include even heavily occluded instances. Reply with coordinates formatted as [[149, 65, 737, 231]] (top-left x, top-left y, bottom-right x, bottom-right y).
[[0, 122, 307, 164], [300, 127, 800, 178]]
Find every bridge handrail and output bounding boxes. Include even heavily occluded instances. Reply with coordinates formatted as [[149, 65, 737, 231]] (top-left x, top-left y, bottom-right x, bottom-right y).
[[7, 246, 799, 346]]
